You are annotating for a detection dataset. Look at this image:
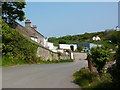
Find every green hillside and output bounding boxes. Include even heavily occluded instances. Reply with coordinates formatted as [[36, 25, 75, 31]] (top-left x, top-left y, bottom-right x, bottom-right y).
[[48, 30, 117, 49], [2, 19, 39, 66]]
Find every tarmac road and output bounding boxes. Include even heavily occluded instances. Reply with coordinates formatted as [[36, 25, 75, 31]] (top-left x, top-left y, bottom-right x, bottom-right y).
[[2, 60, 87, 88]]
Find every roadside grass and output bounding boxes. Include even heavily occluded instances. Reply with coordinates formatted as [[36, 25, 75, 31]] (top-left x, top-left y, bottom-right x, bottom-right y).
[[1, 56, 73, 67], [73, 68, 113, 89], [2, 56, 28, 67], [0, 60, 2, 67], [73, 68, 98, 88], [38, 59, 73, 64], [84, 73, 113, 89]]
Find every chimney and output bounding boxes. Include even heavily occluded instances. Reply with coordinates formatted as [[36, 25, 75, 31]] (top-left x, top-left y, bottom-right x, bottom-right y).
[[25, 19, 31, 28], [33, 25, 37, 30]]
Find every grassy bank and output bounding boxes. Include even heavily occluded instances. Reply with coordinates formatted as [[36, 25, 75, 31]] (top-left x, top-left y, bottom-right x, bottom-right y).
[[2, 19, 40, 66], [73, 68, 113, 89], [37, 59, 73, 64], [1, 57, 73, 67]]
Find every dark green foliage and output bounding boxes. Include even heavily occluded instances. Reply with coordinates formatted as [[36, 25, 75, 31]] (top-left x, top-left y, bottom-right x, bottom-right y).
[[73, 68, 112, 89], [87, 73, 112, 89], [73, 68, 97, 87], [2, 56, 28, 66], [52, 59, 73, 63], [90, 46, 111, 73], [108, 31, 120, 88], [110, 31, 120, 67], [32, 59, 73, 64], [116, 45, 120, 67], [48, 30, 116, 50], [2, 20, 39, 66], [58, 39, 66, 44], [108, 64, 120, 88], [110, 31, 120, 45], [77, 46, 83, 52], [48, 37, 57, 42], [2, 2, 26, 25]]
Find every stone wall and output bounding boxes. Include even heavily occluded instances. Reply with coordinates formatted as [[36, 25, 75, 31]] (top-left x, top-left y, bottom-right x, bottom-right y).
[[74, 53, 87, 60], [37, 46, 70, 61]]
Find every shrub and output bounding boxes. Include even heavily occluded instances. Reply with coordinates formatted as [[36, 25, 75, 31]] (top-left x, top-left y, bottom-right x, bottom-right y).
[[73, 68, 97, 87], [73, 68, 113, 89], [77, 46, 83, 52], [90, 46, 111, 73], [89, 73, 113, 89]]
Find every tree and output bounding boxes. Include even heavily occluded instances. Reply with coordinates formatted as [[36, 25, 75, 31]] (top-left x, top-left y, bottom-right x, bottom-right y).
[[58, 39, 66, 44], [48, 37, 57, 42], [2, 2, 26, 25]]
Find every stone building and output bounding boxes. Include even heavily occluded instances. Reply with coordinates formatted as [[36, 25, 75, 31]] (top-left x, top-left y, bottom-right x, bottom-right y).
[[14, 19, 46, 46]]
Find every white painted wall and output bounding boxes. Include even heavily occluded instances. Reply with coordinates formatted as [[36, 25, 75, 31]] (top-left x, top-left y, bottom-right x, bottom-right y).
[[57, 49, 64, 53], [70, 52, 74, 59], [43, 38, 48, 47], [47, 42, 54, 50], [30, 37, 38, 42], [51, 50, 58, 53], [53, 46, 58, 50], [59, 44, 77, 51]]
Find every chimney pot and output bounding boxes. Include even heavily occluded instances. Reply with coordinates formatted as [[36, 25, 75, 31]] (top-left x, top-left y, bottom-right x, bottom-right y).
[[33, 25, 37, 30], [25, 19, 31, 28]]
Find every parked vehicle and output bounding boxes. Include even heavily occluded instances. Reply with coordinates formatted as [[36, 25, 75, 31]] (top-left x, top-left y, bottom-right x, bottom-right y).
[[83, 47, 89, 52]]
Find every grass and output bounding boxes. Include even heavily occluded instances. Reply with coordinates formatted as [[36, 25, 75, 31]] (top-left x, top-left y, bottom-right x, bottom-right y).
[[84, 73, 113, 89], [39, 59, 73, 64], [0, 60, 2, 67], [73, 68, 113, 89], [1, 56, 73, 67], [73, 68, 98, 88], [2, 56, 28, 67]]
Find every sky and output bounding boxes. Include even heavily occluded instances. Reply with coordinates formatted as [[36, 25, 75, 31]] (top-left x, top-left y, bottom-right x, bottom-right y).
[[19, 2, 118, 38]]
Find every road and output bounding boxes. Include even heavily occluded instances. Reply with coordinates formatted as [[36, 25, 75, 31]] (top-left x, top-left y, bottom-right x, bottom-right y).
[[2, 60, 87, 88]]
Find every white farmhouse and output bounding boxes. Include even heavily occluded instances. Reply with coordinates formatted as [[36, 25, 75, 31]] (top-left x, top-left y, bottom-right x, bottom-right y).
[[59, 44, 77, 51], [92, 35, 101, 41]]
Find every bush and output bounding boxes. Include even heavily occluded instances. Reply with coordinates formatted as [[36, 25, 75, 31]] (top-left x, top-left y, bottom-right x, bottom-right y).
[[90, 46, 111, 73], [77, 46, 83, 52], [73, 68, 97, 87], [89, 73, 113, 89], [73, 68, 113, 89]]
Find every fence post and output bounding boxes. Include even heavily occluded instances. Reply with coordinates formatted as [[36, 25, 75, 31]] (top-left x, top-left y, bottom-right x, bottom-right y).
[[87, 54, 93, 72]]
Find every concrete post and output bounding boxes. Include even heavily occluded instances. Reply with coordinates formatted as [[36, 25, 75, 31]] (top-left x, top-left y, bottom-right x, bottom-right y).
[[70, 52, 74, 60]]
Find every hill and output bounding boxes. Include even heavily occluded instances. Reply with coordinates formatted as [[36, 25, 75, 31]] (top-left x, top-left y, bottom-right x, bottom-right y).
[[48, 30, 117, 49]]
